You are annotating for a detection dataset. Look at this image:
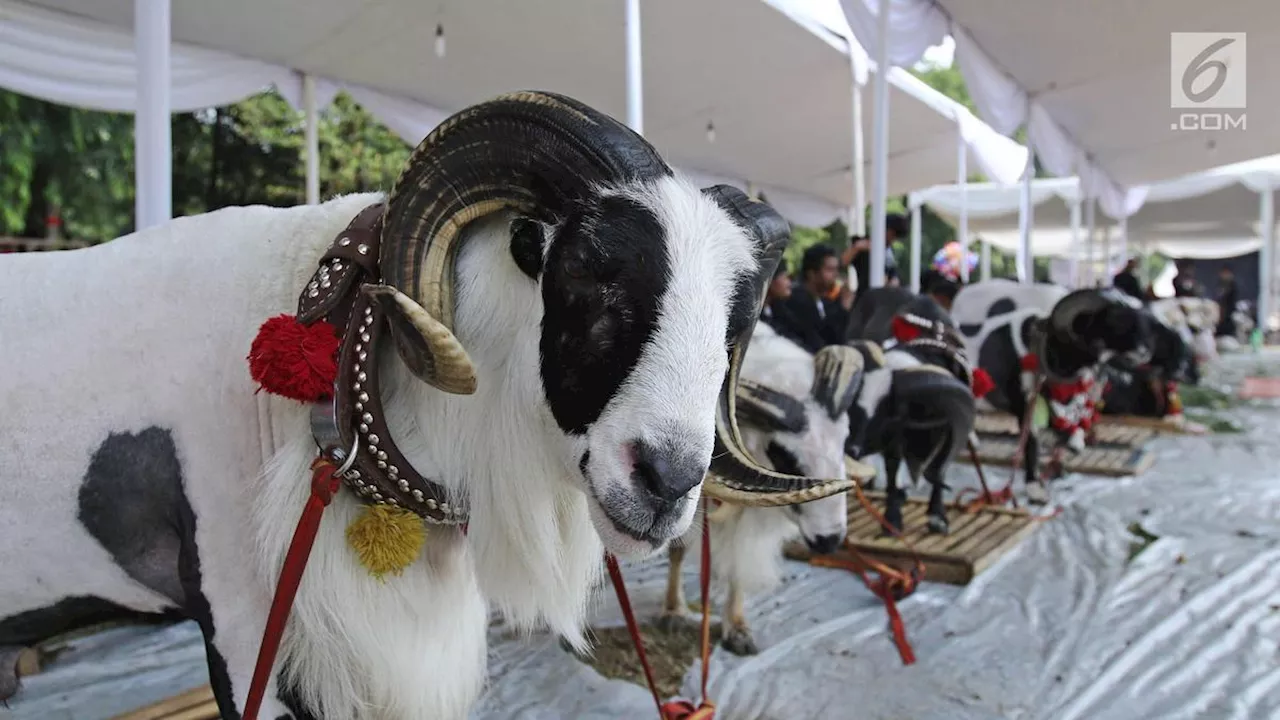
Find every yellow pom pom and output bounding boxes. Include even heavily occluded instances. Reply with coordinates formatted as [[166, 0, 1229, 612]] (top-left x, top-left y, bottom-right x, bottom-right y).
[[345, 504, 426, 580]]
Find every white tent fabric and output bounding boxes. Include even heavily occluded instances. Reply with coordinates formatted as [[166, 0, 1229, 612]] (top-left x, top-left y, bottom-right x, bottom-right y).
[[1, 0, 1027, 229], [911, 155, 1280, 259], [837, 0, 1280, 221]]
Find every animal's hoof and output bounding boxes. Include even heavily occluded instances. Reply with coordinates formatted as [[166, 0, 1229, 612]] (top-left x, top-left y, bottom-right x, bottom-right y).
[[880, 514, 904, 536], [654, 612, 697, 633], [0, 646, 38, 703], [557, 632, 595, 659], [720, 626, 759, 656], [927, 515, 950, 535]]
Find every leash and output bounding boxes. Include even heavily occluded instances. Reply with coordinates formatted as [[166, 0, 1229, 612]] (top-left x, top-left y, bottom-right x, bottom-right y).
[[808, 482, 923, 665], [242, 452, 350, 720], [605, 498, 716, 720]]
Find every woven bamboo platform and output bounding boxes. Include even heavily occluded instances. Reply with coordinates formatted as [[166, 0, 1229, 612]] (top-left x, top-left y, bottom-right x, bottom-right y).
[[109, 684, 218, 720], [977, 410, 1205, 437], [970, 437, 1156, 477], [784, 490, 1041, 585], [974, 412, 1156, 448]]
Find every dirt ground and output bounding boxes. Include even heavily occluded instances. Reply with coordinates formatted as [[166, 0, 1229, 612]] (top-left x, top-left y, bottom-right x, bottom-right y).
[[573, 617, 721, 701]]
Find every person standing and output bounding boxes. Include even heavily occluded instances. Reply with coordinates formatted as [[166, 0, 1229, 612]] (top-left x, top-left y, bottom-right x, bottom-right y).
[[1173, 259, 1203, 298], [843, 213, 906, 300], [784, 244, 853, 352], [1215, 265, 1239, 337], [760, 265, 822, 350]]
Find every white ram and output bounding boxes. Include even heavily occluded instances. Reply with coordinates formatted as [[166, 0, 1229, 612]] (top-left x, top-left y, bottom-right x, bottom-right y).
[[0, 92, 855, 720], [659, 323, 861, 655]]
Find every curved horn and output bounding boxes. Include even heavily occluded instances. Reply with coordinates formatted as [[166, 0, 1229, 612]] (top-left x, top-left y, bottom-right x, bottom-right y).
[[701, 186, 873, 506], [811, 344, 865, 420], [735, 379, 808, 434], [377, 90, 672, 391], [890, 366, 976, 460]]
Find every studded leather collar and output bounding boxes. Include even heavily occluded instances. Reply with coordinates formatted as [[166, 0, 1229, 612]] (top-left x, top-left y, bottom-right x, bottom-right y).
[[298, 203, 465, 525]]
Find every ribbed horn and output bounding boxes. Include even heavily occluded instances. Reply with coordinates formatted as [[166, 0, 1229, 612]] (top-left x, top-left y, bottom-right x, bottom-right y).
[[377, 90, 671, 390], [811, 344, 865, 420], [735, 379, 808, 434], [700, 186, 873, 506]]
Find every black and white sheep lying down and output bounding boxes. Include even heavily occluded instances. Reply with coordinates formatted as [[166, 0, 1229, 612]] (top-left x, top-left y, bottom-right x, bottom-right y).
[[841, 287, 978, 534], [658, 322, 863, 656], [0, 92, 855, 719], [952, 279, 1156, 486]]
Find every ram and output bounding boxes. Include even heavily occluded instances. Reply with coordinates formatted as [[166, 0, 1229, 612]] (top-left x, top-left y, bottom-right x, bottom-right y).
[[952, 279, 1155, 485], [843, 287, 977, 534], [0, 92, 850, 720], [658, 323, 862, 655]]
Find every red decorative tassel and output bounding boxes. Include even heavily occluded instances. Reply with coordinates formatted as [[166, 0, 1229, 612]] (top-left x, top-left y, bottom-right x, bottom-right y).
[[970, 368, 995, 399], [247, 314, 341, 402], [1019, 353, 1040, 372], [891, 315, 922, 343]]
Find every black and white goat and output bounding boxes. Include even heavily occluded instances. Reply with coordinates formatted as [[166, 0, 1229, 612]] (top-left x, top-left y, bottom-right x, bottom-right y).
[[952, 279, 1156, 486], [1099, 307, 1197, 418], [0, 92, 851, 719], [659, 323, 862, 655], [842, 287, 977, 534]]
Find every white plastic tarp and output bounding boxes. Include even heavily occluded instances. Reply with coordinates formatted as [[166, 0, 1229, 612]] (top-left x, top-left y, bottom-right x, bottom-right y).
[[11, 353, 1280, 719], [0, 0, 1027, 229], [838, 0, 1280, 221]]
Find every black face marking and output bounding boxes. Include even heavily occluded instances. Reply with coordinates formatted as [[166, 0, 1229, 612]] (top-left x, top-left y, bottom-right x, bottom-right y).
[[509, 217, 546, 281], [76, 426, 237, 718], [540, 194, 670, 434], [987, 298, 1017, 317], [78, 427, 188, 606], [765, 441, 804, 476]]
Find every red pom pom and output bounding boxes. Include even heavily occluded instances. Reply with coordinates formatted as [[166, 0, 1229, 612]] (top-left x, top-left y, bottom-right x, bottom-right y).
[[247, 314, 341, 402], [970, 367, 995, 398], [891, 315, 922, 343], [1020, 353, 1040, 372]]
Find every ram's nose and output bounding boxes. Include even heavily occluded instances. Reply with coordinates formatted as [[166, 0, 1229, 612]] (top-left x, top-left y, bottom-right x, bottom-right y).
[[806, 533, 844, 556], [632, 440, 704, 506]]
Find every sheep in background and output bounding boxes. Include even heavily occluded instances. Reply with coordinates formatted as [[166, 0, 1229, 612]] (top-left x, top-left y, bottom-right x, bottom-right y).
[[0, 92, 852, 719], [658, 324, 863, 655]]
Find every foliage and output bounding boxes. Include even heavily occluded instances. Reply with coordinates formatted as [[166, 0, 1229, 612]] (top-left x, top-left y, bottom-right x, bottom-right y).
[[1, 88, 410, 244]]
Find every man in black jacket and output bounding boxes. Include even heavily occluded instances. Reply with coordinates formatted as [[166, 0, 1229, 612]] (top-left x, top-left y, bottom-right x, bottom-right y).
[[784, 244, 853, 353], [1113, 258, 1143, 300], [760, 265, 822, 350], [844, 213, 906, 302]]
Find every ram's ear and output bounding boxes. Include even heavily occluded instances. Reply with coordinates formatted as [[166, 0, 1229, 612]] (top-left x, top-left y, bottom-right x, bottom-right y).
[[735, 380, 808, 434], [811, 345, 864, 420]]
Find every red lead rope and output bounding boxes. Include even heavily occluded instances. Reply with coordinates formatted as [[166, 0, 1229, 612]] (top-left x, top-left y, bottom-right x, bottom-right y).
[[606, 498, 716, 720], [242, 457, 342, 720]]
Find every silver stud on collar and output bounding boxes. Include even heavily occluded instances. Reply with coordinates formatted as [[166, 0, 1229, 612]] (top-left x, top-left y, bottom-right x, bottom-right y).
[[357, 243, 369, 255], [339, 237, 351, 246]]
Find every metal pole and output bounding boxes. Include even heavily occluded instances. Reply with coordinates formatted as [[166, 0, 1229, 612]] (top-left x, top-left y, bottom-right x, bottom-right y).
[[1102, 224, 1112, 286], [134, 0, 171, 230], [303, 74, 320, 205], [909, 203, 922, 292], [1084, 196, 1097, 286], [868, 0, 891, 288], [980, 240, 991, 280], [1260, 189, 1274, 337], [957, 125, 969, 283], [1017, 143, 1034, 283], [1068, 200, 1081, 288], [849, 44, 867, 237], [1117, 214, 1128, 284], [625, 0, 643, 134]]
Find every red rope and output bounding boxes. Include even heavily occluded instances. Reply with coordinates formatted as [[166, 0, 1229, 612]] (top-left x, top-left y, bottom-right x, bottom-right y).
[[242, 457, 342, 720], [606, 499, 716, 720]]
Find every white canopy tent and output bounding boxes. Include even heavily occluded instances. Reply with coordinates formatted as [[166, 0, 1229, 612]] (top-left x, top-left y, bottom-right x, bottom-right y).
[[0, 0, 1027, 233], [910, 154, 1280, 321], [838, 0, 1280, 217]]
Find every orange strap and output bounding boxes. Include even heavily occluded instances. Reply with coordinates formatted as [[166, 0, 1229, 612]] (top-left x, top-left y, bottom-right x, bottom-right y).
[[810, 482, 923, 665], [606, 498, 716, 720], [243, 457, 342, 720]]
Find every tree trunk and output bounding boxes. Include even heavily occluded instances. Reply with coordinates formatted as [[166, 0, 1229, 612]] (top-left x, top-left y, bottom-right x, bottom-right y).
[[21, 160, 51, 239]]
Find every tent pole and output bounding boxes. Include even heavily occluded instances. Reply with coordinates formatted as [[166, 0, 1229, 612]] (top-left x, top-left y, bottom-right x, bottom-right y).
[[957, 124, 969, 283], [1102, 224, 1112, 285], [909, 203, 922, 293], [1260, 189, 1275, 339], [1084, 195, 1097, 287], [849, 45, 866, 237], [1017, 144, 1034, 283], [1116, 214, 1128, 285], [1068, 199, 1081, 288], [303, 73, 320, 205], [980, 240, 991, 281], [625, 0, 643, 134], [134, 0, 172, 230], [868, 0, 891, 288]]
